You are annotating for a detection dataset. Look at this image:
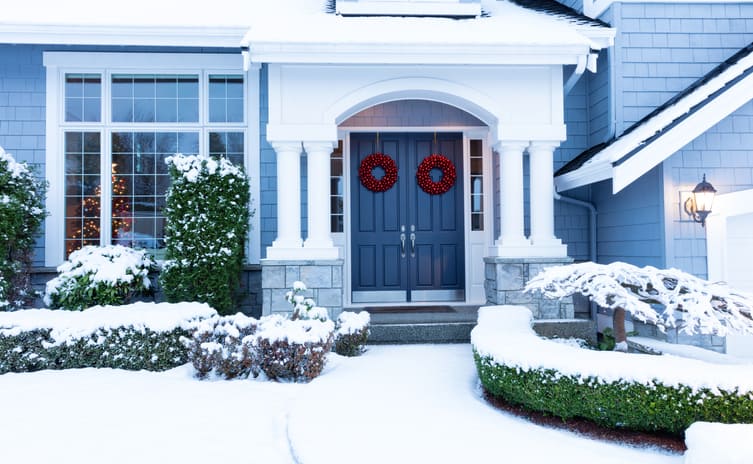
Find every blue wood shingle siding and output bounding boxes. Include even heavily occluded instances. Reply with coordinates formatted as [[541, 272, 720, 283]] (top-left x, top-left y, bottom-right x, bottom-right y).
[[0, 45, 47, 266]]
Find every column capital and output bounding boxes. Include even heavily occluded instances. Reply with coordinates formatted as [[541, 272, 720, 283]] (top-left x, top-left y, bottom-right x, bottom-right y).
[[528, 140, 561, 152], [303, 141, 337, 154], [270, 141, 303, 154]]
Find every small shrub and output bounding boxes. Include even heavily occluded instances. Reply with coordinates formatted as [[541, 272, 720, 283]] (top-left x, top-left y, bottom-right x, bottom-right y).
[[256, 315, 334, 382], [183, 313, 259, 379], [334, 311, 370, 357], [0, 147, 46, 310], [285, 281, 329, 321], [160, 154, 251, 315], [44, 245, 155, 310]]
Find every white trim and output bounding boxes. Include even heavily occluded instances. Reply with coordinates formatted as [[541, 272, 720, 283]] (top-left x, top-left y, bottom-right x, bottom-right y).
[[1, 25, 247, 48], [250, 43, 592, 66], [707, 188, 753, 284], [585, 0, 753, 21], [43, 52, 253, 267]]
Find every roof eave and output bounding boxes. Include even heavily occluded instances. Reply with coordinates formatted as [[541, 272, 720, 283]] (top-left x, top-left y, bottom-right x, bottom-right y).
[[555, 160, 612, 192], [0, 24, 248, 48]]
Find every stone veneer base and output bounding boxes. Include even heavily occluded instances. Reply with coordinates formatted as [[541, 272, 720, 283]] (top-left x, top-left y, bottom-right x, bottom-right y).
[[484, 256, 574, 319], [261, 259, 344, 317]]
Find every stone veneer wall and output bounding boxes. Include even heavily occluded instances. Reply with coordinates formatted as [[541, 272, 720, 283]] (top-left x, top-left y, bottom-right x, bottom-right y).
[[484, 257, 574, 319], [632, 320, 726, 354], [261, 259, 344, 317]]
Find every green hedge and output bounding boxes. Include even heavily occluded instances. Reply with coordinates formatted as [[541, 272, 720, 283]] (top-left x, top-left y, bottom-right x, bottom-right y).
[[0, 326, 190, 374], [474, 351, 753, 436]]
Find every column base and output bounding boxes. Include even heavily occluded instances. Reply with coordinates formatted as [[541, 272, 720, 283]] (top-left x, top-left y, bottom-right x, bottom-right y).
[[489, 241, 567, 258], [261, 259, 344, 317], [266, 246, 340, 260]]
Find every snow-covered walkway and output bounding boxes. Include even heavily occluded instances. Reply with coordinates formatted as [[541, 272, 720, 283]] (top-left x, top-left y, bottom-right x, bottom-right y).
[[0, 344, 682, 464]]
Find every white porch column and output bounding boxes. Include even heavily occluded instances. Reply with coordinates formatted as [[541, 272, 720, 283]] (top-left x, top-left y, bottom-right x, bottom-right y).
[[303, 141, 339, 259], [491, 142, 530, 255], [528, 141, 567, 257], [267, 141, 303, 259]]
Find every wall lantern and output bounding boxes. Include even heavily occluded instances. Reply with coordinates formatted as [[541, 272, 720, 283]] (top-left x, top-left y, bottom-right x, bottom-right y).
[[683, 174, 717, 227]]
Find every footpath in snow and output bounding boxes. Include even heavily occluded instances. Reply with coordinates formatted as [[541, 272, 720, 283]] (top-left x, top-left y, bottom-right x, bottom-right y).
[[0, 344, 682, 464]]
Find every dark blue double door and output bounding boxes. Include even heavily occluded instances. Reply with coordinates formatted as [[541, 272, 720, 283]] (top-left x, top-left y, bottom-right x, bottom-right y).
[[351, 133, 465, 304]]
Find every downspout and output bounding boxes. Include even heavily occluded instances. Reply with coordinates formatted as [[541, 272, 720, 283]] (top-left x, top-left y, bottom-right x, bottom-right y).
[[554, 191, 599, 322]]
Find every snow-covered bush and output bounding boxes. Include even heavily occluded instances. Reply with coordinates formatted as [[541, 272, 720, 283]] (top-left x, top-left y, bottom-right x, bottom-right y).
[[472, 306, 753, 435], [256, 314, 335, 381], [334, 311, 370, 357], [183, 313, 258, 379], [0, 302, 216, 374], [44, 245, 155, 311], [285, 281, 329, 321], [0, 147, 46, 310], [160, 154, 251, 315]]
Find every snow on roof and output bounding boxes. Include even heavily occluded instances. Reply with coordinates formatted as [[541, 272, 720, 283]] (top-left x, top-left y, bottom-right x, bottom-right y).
[[555, 42, 753, 194], [0, 0, 613, 53]]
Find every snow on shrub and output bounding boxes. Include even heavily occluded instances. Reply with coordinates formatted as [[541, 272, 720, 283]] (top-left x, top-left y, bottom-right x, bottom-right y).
[[472, 305, 753, 435], [285, 281, 329, 321], [0, 302, 216, 374], [526, 261, 753, 336], [44, 245, 155, 310], [0, 146, 46, 310], [334, 311, 370, 357], [160, 154, 251, 315], [685, 422, 753, 464], [183, 313, 259, 379], [256, 314, 335, 381]]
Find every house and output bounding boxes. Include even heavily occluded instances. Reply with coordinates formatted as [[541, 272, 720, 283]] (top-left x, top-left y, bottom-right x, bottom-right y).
[[0, 0, 751, 350]]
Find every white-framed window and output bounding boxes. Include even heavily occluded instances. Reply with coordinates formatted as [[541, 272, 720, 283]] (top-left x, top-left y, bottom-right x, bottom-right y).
[[44, 53, 260, 266]]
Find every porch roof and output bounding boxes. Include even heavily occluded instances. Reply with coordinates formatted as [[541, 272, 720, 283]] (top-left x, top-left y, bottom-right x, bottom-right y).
[[555, 42, 753, 194], [0, 1, 613, 60]]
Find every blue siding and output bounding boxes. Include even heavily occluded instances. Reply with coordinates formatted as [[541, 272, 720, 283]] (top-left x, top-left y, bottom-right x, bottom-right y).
[[259, 65, 276, 256], [0, 45, 47, 266], [592, 166, 665, 267]]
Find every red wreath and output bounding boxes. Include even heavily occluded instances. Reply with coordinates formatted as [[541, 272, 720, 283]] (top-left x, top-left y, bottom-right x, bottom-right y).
[[359, 153, 398, 192], [416, 154, 456, 195]]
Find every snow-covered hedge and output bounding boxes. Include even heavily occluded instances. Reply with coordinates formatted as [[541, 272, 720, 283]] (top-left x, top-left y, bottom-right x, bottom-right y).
[[334, 311, 370, 357], [0, 302, 216, 374], [0, 146, 46, 310], [45, 245, 155, 310], [160, 154, 250, 315], [471, 306, 753, 435], [685, 422, 753, 464], [184, 313, 334, 382]]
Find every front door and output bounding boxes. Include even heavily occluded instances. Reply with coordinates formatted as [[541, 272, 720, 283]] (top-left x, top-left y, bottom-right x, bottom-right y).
[[351, 132, 465, 303]]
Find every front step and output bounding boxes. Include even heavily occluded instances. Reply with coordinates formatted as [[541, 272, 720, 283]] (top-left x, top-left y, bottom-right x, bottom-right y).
[[368, 322, 476, 344]]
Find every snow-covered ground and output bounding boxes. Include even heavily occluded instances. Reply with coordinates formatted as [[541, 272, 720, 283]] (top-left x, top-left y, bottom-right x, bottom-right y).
[[0, 344, 682, 464]]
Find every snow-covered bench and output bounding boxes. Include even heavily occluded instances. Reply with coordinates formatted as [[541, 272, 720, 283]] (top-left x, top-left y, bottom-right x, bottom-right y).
[[471, 305, 753, 435]]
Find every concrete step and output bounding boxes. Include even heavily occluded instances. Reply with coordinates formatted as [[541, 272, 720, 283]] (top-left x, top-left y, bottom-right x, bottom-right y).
[[368, 322, 476, 344]]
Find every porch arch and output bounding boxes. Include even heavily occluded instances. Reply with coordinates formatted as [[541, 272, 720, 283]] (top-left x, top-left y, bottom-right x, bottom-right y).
[[324, 77, 502, 140]]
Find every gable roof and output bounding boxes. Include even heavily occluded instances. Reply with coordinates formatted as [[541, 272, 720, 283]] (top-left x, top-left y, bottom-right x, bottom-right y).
[[555, 42, 753, 193]]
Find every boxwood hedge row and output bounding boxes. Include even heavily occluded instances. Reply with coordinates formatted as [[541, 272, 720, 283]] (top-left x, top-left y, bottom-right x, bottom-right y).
[[474, 351, 753, 436]]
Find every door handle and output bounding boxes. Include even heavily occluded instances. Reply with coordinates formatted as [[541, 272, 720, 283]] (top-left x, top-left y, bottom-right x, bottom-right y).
[[400, 232, 406, 257], [410, 232, 416, 256]]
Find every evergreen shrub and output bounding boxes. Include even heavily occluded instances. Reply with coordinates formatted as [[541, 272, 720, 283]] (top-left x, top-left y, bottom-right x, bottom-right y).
[[160, 154, 250, 315], [0, 147, 46, 310], [474, 353, 753, 436], [183, 313, 259, 379], [44, 245, 155, 310], [334, 311, 370, 357]]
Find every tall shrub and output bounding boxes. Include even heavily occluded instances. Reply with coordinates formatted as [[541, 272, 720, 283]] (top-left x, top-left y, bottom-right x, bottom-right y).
[[0, 147, 46, 310], [160, 154, 250, 315]]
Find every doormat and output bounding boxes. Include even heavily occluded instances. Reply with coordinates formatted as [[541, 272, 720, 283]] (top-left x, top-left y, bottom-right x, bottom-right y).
[[364, 306, 455, 314]]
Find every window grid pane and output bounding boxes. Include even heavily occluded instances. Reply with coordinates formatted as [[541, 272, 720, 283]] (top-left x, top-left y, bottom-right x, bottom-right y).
[[208, 75, 244, 123], [470, 139, 483, 231], [111, 131, 199, 251], [65, 131, 101, 257], [209, 131, 245, 167], [65, 74, 101, 122], [111, 74, 199, 123], [330, 140, 344, 233]]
